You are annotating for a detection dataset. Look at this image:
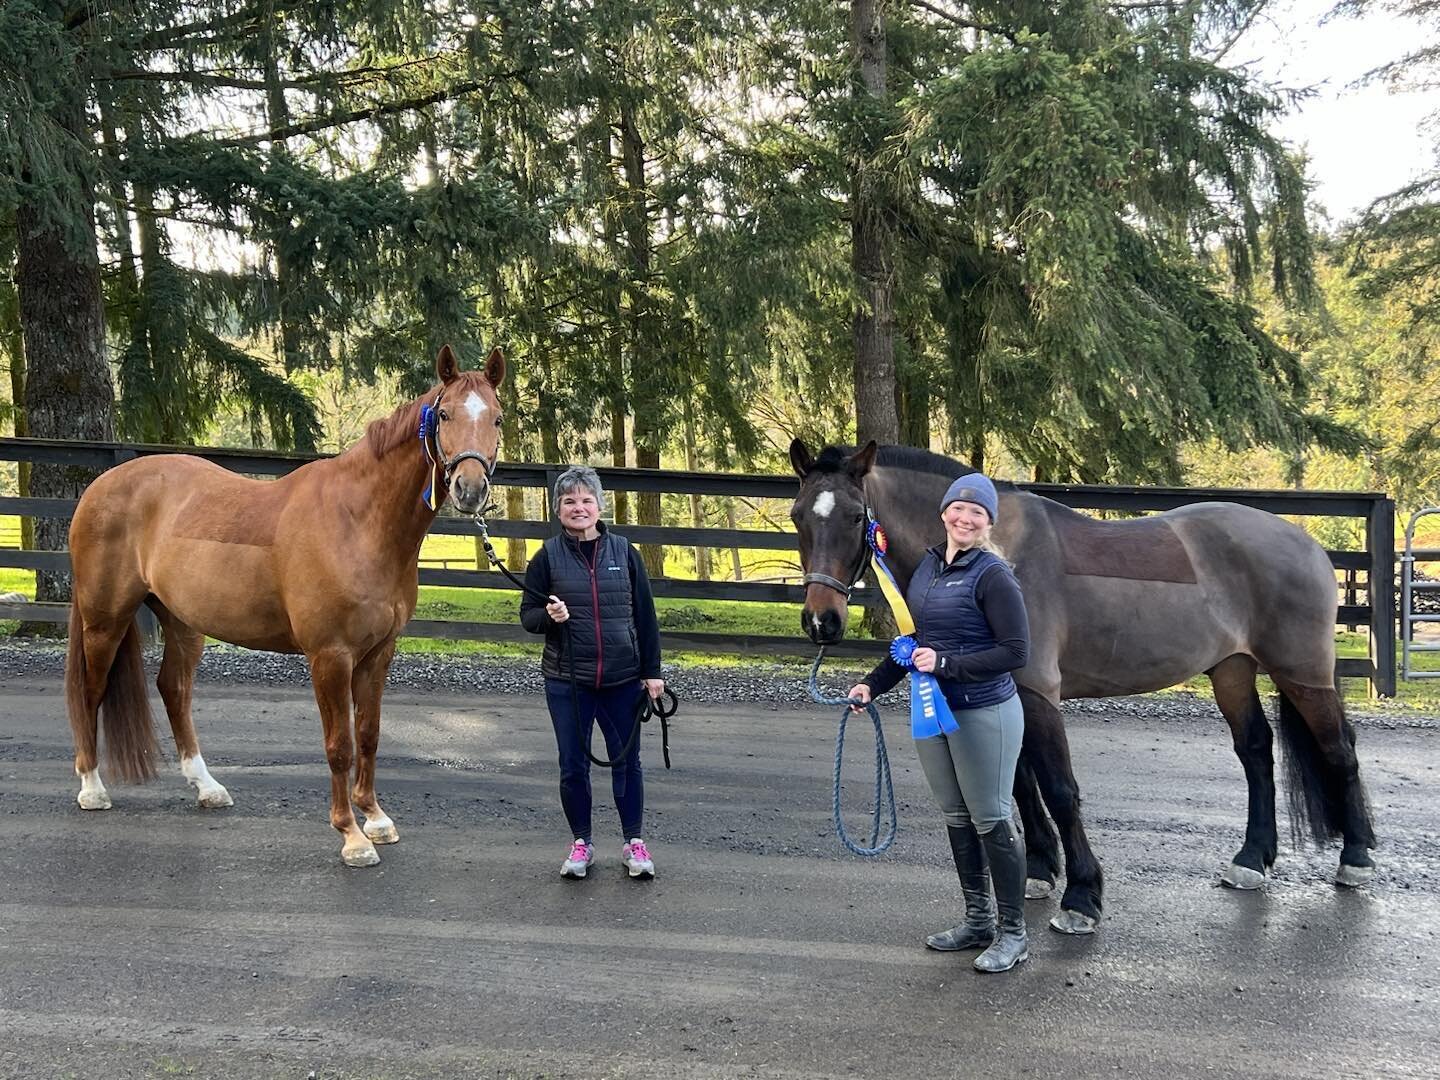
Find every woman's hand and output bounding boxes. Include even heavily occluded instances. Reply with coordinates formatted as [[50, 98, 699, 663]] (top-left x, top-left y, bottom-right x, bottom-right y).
[[546, 595, 569, 623], [911, 647, 938, 673], [643, 678, 666, 701], [846, 683, 873, 713]]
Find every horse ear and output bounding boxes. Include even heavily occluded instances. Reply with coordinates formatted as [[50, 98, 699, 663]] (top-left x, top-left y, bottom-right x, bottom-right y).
[[849, 440, 878, 478], [436, 344, 460, 385], [484, 346, 506, 389], [790, 438, 814, 478]]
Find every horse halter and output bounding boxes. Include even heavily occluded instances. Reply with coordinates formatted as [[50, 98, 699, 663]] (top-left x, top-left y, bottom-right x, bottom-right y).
[[419, 386, 499, 497], [802, 502, 875, 601]]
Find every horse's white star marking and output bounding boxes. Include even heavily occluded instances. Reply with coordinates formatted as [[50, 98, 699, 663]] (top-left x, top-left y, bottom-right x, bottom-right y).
[[463, 391, 488, 420], [812, 491, 836, 519]]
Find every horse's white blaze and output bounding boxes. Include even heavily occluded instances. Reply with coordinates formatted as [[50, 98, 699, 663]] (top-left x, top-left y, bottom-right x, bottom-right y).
[[463, 391, 488, 420], [182, 754, 232, 807], [812, 491, 836, 519], [76, 768, 110, 810]]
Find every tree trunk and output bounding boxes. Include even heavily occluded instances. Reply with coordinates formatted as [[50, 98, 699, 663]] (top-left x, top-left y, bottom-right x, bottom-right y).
[[3, 304, 33, 551], [15, 152, 116, 611], [537, 352, 562, 464], [600, 130, 630, 528], [610, 399, 630, 526], [724, 500, 744, 582], [684, 403, 710, 581], [896, 345, 929, 448], [619, 101, 664, 578], [260, 1, 314, 450], [133, 175, 187, 444], [850, 0, 899, 449]]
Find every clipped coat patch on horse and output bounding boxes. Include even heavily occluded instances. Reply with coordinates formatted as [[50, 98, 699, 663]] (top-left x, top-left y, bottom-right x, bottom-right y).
[[1055, 511, 1198, 584]]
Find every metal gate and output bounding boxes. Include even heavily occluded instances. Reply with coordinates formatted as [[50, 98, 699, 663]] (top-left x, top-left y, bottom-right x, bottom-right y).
[[1401, 508, 1440, 680]]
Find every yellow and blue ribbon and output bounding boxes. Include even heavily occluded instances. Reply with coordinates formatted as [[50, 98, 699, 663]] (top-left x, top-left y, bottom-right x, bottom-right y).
[[866, 519, 958, 738]]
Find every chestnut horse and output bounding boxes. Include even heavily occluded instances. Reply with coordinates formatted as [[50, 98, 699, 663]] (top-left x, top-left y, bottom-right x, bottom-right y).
[[64, 345, 505, 867], [791, 440, 1375, 932]]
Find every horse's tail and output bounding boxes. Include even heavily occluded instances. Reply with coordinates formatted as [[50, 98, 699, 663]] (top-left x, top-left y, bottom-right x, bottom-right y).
[[66, 603, 160, 784], [64, 603, 96, 769], [1274, 686, 1359, 847]]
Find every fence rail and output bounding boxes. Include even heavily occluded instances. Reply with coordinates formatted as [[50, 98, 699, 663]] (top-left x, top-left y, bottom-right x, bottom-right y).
[[0, 436, 1398, 693]]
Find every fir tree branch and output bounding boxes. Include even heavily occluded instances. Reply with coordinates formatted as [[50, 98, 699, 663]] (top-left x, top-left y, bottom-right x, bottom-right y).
[[209, 72, 529, 147], [906, 0, 1016, 40], [104, 55, 455, 93], [134, 3, 303, 51]]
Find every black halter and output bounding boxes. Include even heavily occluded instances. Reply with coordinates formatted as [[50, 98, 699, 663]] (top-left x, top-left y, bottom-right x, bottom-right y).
[[802, 503, 875, 600]]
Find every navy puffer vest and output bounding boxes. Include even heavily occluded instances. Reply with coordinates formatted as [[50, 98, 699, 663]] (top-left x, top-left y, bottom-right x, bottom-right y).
[[906, 546, 1016, 709], [540, 524, 641, 687]]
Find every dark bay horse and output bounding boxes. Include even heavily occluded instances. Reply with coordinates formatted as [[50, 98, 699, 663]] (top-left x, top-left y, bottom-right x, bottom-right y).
[[64, 345, 506, 867], [791, 440, 1375, 932]]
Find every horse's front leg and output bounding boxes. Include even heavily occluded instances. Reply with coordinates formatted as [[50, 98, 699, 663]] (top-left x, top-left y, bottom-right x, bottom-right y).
[[1018, 686, 1104, 934], [351, 638, 399, 846], [309, 648, 376, 867], [1014, 753, 1061, 898]]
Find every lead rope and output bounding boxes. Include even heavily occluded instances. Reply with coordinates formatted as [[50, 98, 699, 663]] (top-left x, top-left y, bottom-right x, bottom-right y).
[[808, 648, 897, 857]]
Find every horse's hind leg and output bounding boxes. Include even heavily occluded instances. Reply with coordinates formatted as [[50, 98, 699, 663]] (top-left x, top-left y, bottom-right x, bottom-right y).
[[350, 638, 398, 845], [1014, 754, 1061, 898], [66, 604, 125, 810], [152, 602, 231, 808], [1209, 654, 1276, 890], [1018, 687, 1104, 934], [67, 597, 158, 808], [1269, 675, 1375, 888]]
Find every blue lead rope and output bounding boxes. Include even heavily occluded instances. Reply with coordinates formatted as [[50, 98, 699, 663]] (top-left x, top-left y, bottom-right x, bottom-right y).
[[808, 649, 898, 857]]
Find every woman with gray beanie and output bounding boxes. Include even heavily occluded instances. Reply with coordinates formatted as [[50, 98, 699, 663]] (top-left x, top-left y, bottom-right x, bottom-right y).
[[519, 466, 666, 881], [846, 473, 1032, 973]]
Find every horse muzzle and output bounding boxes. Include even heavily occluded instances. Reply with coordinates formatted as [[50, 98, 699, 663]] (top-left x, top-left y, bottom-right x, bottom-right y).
[[802, 606, 847, 645], [449, 472, 490, 515]]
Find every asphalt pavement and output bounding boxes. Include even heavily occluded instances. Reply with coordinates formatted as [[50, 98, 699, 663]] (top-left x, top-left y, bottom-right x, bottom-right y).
[[1, 667, 1436, 1079]]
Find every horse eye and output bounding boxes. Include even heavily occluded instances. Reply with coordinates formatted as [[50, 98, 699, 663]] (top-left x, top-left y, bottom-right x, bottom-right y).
[[853, 513, 864, 525], [438, 409, 450, 422], [494, 415, 503, 428]]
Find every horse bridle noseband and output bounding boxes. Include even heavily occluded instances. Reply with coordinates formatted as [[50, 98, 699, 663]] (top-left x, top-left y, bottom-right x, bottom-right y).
[[802, 502, 875, 601]]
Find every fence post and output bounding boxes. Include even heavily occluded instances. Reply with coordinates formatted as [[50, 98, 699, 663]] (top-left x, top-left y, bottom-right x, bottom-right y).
[[1367, 497, 1397, 697], [545, 468, 562, 536]]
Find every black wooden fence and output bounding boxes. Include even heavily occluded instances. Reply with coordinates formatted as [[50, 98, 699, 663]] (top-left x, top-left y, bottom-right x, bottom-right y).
[[0, 436, 1397, 695]]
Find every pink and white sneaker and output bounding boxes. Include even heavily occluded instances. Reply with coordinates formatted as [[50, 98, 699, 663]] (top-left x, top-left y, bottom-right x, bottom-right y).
[[561, 838, 594, 879], [621, 838, 654, 879]]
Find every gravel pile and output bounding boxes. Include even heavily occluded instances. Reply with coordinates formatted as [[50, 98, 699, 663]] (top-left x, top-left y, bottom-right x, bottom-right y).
[[2, 640, 1432, 729]]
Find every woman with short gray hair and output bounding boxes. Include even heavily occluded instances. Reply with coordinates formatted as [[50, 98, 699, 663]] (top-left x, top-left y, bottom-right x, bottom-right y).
[[520, 466, 666, 880]]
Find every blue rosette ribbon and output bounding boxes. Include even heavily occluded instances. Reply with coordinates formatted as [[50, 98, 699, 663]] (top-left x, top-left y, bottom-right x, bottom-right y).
[[889, 634, 917, 669], [895, 637, 959, 738]]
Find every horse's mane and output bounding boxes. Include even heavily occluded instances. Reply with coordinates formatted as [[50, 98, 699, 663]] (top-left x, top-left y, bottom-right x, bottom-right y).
[[362, 396, 426, 460], [811, 443, 980, 480]]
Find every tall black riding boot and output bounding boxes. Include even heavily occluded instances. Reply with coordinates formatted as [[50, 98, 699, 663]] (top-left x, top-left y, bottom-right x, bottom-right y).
[[925, 824, 996, 951], [974, 820, 1029, 973]]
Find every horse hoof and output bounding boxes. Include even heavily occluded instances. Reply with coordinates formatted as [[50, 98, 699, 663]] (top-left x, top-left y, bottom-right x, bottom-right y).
[[1221, 863, 1266, 890], [1049, 909, 1098, 935], [363, 818, 399, 844], [342, 844, 380, 868], [1026, 877, 1055, 899], [77, 790, 111, 811], [197, 786, 233, 809], [1335, 863, 1374, 888]]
